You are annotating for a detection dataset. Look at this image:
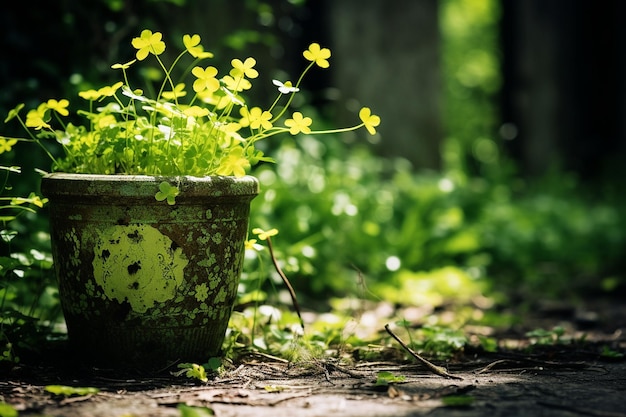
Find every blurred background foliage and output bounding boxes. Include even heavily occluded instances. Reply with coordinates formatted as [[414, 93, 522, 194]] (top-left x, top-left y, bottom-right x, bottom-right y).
[[1, 0, 626, 358]]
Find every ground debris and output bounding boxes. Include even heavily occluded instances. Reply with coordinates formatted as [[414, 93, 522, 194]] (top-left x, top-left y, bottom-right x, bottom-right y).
[[3, 296, 626, 416]]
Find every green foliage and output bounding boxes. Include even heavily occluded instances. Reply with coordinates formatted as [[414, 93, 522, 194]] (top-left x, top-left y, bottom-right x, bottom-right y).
[[0, 167, 58, 364], [477, 336, 498, 353], [155, 181, 180, 205], [206, 356, 223, 372], [440, 0, 503, 177], [442, 395, 475, 407], [3, 30, 376, 180], [409, 325, 468, 359], [173, 358, 224, 382], [0, 402, 17, 417], [246, 134, 626, 301], [45, 385, 100, 396], [375, 371, 406, 386], [173, 363, 209, 383], [178, 404, 215, 417], [525, 326, 566, 345], [600, 346, 624, 359]]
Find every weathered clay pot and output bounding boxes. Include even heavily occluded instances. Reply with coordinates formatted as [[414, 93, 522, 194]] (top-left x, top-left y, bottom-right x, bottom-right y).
[[41, 173, 258, 370]]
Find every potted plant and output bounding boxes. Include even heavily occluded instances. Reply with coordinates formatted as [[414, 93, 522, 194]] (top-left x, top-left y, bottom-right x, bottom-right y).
[[2, 29, 380, 370]]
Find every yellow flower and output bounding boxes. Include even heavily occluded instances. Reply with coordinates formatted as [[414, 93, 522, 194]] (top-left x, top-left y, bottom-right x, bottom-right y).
[[284, 112, 312, 135], [183, 106, 209, 118], [252, 228, 278, 241], [111, 60, 136, 70], [192, 66, 219, 93], [0, 138, 18, 154], [78, 89, 101, 101], [95, 114, 117, 129], [216, 147, 251, 177], [46, 99, 70, 116], [162, 83, 187, 100], [183, 34, 214, 59], [12, 192, 47, 208], [25, 104, 50, 130], [199, 90, 232, 110], [359, 107, 381, 135], [303, 43, 331, 68], [241, 107, 272, 131], [97, 82, 124, 97], [29, 194, 47, 208], [230, 57, 258, 79], [244, 239, 258, 250], [222, 75, 251, 92], [131, 29, 166, 61]]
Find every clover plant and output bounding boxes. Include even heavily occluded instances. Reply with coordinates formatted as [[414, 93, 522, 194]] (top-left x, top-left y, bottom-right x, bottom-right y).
[[1, 29, 379, 181]]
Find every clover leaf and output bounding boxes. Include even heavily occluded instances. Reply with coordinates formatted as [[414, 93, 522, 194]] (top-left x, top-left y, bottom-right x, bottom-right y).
[[155, 181, 179, 205]]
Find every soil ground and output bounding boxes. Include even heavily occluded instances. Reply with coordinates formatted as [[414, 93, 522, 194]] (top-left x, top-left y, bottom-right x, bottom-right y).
[[2, 296, 625, 417]]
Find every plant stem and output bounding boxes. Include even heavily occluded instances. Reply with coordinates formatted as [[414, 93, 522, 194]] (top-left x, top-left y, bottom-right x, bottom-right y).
[[384, 323, 463, 380], [265, 236, 304, 332]]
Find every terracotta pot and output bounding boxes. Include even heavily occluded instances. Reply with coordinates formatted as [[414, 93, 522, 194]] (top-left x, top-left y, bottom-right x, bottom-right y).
[[41, 173, 258, 370]]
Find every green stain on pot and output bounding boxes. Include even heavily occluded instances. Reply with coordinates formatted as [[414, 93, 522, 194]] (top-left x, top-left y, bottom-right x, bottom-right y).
[[66, 228, 81, 267], [215, 286, 227, 304], [211, 232, 223, 244], [92, 224, 189, 313], [198, 251, 217, 268]]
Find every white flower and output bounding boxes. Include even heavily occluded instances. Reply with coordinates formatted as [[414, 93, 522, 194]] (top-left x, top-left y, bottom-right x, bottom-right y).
[[272, 79, 300, 94]]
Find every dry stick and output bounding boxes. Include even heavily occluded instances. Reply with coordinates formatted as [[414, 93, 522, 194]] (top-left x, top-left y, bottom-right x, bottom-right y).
[[384, 324, 463, 380], [265, 236, 305, 331]]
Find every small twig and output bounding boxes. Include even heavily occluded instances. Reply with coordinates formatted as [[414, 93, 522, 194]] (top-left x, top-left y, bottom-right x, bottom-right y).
[[474, 357, 597, 375], [475, 359, 516, 374], [266, 236, 304, 331], [384, 324, 463, 380], [247, 350, 290, 364], [59, 394, 97, 406]]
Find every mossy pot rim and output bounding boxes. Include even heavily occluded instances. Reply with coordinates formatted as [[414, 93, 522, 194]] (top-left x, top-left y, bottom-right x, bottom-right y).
[[40, 172, 260, 200]]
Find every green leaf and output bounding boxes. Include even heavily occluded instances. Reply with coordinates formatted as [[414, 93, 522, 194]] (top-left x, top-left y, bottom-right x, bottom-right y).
[[4, 104, 24, 123], [155, 181, 180, 205], [442, 395, 474, 407], [177, 404, 215, 416], [175, 363, 208, 383], [478, 336, 498, 353], [0, 231, 18, 243], [0, 402, 18, 417], [206, 356, 222, 371], [600, 345, 624, 359], [45, 385, 100, 397], [375, 371, 406, 386]]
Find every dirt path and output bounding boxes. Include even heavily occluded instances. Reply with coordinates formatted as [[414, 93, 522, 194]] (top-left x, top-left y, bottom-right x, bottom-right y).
[[3, 351, 625, 417], [3, 296, 625, 416]]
